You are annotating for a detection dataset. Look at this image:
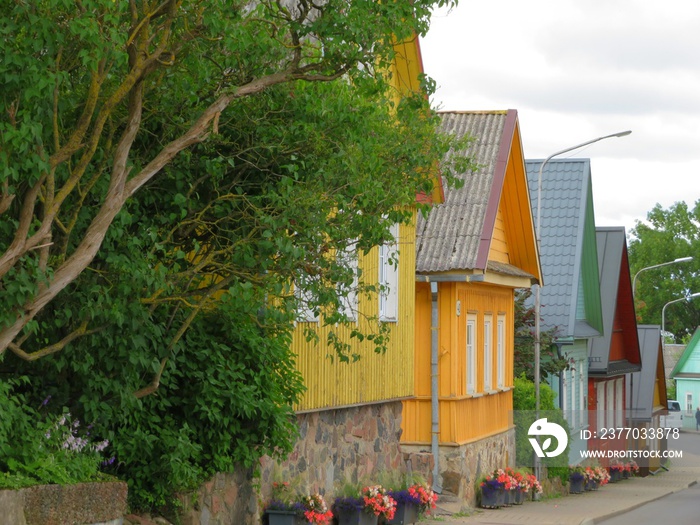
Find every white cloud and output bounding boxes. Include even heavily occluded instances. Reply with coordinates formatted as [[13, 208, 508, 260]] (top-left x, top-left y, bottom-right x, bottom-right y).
[[421, 0, 700, 234]]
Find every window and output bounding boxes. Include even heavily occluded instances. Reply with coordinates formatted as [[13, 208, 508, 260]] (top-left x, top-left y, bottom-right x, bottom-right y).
[[379, 223, 399, 321], [337, 242, 358, 321], [615, 378, 623, 427], [466, 314, 477, 394], [686, 392, 694, 415], [562, 369, 568, 421], [570, 367, 577, 428], [579, 364, 585, 421], [497, 315, 506, 388], [295, 273, 318, 322], [597, 382, 605, 433], [483, 315, 492, 391], [606, 380, 614, 429]]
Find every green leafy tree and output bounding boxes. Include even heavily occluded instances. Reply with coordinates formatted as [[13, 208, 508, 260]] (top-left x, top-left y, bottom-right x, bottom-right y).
[[513, 289, 568, 381], [512, 374, 570, 479], [629, 201, 700, 342], [0, 0, 474, 511]]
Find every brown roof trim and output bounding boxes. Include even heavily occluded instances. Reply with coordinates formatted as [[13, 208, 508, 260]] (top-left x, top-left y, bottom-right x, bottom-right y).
[[475, 109, 517, 269]]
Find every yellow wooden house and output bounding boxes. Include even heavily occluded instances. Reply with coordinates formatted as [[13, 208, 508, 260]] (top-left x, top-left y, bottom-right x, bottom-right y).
[[401, 110, 541, 501], [290, 37, 433, 414], [257, 37, 446, 495]]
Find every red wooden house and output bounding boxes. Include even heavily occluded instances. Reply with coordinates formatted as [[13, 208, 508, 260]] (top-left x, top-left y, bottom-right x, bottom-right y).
[[587, 227, 641, 461]]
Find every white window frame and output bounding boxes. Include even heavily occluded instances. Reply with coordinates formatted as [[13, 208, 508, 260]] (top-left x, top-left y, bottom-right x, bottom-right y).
[[615, 378, 624, 428], [597, 382, 605, 433], [337, 242, 358, 321], [606, 380, 615, 429], [579, 364, 585, 424], [483, 315, 493, 391], [378, 223, 399, 322], [497, 315, 506, 388], [686, 392, 694, 415], [562, 369, 568, 422], [466, 314, 477, 394], [295, 273, 319, 323], [570, 367, 577, 429]]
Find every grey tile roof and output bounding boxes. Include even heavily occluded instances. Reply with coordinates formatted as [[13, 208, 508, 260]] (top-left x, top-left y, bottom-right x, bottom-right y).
[[416, 111, 508, 273], [627, 325, 663, 421], [525, 159, 593, 336]]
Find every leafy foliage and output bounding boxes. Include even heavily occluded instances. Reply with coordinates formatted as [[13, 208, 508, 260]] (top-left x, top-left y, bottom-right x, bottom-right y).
[[512, 374, 570, 478], [629, 201, 700, 342], [513, 289, 568, 380], [0, 379, 111, 489], [0, 0, 471, 512]]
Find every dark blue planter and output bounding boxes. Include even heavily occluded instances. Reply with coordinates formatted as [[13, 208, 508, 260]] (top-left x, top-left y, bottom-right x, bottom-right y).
[[336, 509, 378, 525], [385, 502, 418, 525]]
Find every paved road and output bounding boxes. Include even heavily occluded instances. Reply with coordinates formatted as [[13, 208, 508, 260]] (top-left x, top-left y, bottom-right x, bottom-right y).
[[597, 482, 700, 524]]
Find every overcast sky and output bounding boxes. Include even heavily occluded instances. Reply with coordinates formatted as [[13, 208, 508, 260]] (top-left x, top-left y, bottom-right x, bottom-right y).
[[420, 0, 700, 236]]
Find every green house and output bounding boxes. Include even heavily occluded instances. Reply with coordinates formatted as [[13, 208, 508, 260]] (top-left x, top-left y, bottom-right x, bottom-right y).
[[670, 326, 700, 428]]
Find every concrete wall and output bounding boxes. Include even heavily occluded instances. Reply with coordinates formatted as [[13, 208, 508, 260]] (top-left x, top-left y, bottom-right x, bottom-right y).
[[0, 482, 127, 525]]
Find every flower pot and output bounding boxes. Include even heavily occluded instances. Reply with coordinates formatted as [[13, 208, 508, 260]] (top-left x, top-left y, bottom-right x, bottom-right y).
[[496, 488, 506, 507], [336, 509, 379, 525], [513, 489, 526, 505], [622, 470, 630, 479], [586, 480, 599, 491], [480, 487, 500, 509], [384, 502, 418, 525], [569, 476, 585, 494], [266, 510, 299, 525]]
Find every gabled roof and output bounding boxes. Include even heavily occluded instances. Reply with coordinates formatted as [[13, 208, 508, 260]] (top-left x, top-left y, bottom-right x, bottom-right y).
[[627, 325, 666, 421], [670, 326, 700, 378], [524, 159, 603, 338], [589, 227, 641, 376], [415, 110, 540, 284]]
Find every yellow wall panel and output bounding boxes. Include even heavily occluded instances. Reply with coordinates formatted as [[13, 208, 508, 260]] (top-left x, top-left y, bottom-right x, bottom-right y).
[[293, 218, 416, 412], [404, 280, 515, 444], [489, 207, 510, 264]]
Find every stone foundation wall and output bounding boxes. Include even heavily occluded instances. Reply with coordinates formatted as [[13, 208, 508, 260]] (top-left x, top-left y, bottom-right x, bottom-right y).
[[177, 400, 431, 525], [402, 427, 515, 508]]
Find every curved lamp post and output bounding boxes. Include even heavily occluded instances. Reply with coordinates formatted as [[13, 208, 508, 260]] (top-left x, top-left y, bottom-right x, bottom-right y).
[[534, 129, 632, 418], [532, 129, 631, 479], [661, 293, 700, 349], [632, 257, 693, 298]]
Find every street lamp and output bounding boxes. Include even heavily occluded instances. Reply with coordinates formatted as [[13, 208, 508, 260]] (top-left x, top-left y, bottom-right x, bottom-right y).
[[661, 293, 700, 348], [533, 129, 631, 478], [632, 257, 693, 298], [534, 130, 631, 409]]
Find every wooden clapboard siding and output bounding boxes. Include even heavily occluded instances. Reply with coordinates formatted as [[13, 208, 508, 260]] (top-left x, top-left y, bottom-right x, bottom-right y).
[[489, 207, 510, 264], [293, 216, 416, 412], [403, 280, 514, 444]]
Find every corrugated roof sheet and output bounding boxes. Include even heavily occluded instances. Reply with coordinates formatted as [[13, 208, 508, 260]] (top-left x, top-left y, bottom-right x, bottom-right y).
[[416, 111, 507, 273], [525, 159, 591, 335], [589, 227, 641, 375], [627, 325, 662, 421]]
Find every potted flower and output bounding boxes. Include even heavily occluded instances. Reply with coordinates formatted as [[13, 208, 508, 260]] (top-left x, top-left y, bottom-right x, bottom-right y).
[[608, 461, 623, 482], [478, 471, 505, 509], [334, 484, 396, 525], [511, 470, 530, 504], [263, 482, 333, 525], [385, 480, 438, 524], [526, 473, 542, 500], [628, 460, 639, 477], [503, 467, 518, 506], [568, 466, 585, 494]]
